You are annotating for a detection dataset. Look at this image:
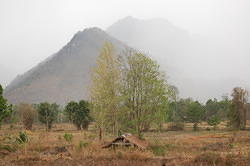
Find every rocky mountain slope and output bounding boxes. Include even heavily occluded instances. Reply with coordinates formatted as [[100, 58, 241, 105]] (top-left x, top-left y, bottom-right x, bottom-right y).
[[4, 28, 126, 105]]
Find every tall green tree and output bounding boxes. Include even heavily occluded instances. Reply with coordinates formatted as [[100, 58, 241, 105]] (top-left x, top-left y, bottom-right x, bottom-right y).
[[0, 84, 12, 128], [204, 98, 231, 121], [186, 101, 204, 131], [217, 96, 231, 120], [168, 98, 193, 122], [120, 52, 169, 136], [205, 99, 220, 120], [65, 100, 91, 130], [37, 102, 59, 131], [90, 42, 121, 139]]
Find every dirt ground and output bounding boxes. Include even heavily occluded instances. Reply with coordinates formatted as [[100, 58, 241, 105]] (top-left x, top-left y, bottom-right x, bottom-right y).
[[1, 123, 250, 166]]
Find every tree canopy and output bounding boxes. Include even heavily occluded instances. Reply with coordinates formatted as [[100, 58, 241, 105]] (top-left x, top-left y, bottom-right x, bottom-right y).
[[65, 100, 92, 130], [37, 102, 59, 131], [0, 84, 12, 128]]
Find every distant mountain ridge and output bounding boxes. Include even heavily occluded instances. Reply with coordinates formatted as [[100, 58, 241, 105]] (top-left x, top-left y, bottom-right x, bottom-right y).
[[4, 28, 127, 105], [4, 16, 248, 104], [107, 16, 248, 101]]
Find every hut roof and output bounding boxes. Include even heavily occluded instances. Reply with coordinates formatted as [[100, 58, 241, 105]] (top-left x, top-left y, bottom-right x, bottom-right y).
[[102, 133, 148, 149]]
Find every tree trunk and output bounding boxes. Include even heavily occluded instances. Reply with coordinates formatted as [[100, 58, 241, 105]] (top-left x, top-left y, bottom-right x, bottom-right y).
[[193, 123, 198, 131], [99, 127, 102, 141], [48, 122, 52, 131], [77, 124, 81, 130]]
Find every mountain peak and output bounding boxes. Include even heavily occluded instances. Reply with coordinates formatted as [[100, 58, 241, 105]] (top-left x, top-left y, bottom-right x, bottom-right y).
[[70, 27, 105, 41], [112, 16, 171, 25], [4, 27, 126, 105], [82, 27, 105, 34]]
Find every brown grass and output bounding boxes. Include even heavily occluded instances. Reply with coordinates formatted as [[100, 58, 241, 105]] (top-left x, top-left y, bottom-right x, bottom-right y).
[[1, 122, 250, 166]]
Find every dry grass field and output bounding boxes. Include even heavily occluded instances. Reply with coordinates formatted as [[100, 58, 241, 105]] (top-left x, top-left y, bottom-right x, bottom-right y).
[[1, 122, 250, 166]]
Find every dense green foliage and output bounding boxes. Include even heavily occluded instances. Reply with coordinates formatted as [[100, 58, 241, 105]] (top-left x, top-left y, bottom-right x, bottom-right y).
[[168, 97, 231, 131], [186, 101, 204, 130], [120, 52, 169, 135], [63, 133, 73, 143], [0, 84, 12, 128], [65, 100, 91, 130], [207, 115, 221, 130], [16, 131, 29, 144], [89, 42, 245, 135], [37, 102, 59, 131], [90, 43, 171, 137], [205, 98, 230, 121], [90, 42, 121, 139]]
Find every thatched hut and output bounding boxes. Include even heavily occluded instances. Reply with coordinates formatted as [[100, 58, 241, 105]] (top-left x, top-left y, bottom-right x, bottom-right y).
[[102, 133, 148, 150]]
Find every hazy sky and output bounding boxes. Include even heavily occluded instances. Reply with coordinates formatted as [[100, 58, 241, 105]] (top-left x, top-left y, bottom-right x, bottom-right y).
[[1, 0, 250, 87]]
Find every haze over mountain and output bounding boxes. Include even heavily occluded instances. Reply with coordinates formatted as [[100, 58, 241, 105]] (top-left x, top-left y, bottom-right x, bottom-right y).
[[4, 28, 126, 105], [107, 16, 250, 101], [3, 16, 250, 104]]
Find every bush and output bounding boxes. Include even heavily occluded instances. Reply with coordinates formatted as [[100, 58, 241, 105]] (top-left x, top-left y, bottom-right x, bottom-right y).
[[207, 115, 221, 130], [16, 131, 29, 144], [0, 144, 15, 152], [0, 132, 29, 153], [228, 143, 235, 148], [150, 145, 166, 156], [18, 103, 35, 130], [63, 133, 73, 143], [78, 141, 88, 148]]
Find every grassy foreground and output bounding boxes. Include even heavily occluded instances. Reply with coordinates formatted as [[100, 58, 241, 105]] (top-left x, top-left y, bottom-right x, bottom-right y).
[[0, 123, 250, 166]]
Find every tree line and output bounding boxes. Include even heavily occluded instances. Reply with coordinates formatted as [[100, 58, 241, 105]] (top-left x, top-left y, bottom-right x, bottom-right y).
[[0, 89, 91, 131], [0, 42, 249, 136], [89, 42, 250, 138]]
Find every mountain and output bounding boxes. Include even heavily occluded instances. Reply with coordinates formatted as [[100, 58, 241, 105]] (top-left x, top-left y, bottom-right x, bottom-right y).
[[107, 16, 248, 101], [4, 16, 248, 104], [107, 16, 190, 66], [4, 28, 127, 105]]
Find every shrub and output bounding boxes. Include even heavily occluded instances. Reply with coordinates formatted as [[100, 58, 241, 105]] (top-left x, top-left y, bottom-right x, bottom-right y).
[[78, 141, 88, 149], [207, 115, 221, 130], [0, 133, 28, 153], [76, 140, 89, 151], [18, 103, 35, 130], [0, 144, 15, 152], [63, 133, 73, 143], [228, 143, 235, 148], [150, 145, 166, 156], [16, 131, 29, 144]]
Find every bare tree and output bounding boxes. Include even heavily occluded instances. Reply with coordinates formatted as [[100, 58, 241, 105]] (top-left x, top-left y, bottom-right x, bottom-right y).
[[229, 87, 248, 129], [18, 103, 35, 130]]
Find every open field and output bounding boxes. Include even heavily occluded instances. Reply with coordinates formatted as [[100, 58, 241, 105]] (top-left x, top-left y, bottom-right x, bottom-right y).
[[1, 123, 250, 166]]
